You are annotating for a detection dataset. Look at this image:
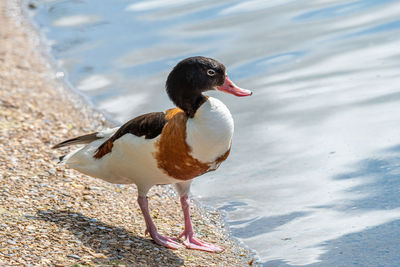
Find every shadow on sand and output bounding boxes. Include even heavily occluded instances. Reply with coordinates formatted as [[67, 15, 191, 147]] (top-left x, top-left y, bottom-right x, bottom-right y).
[[34, 209, 183, 266]]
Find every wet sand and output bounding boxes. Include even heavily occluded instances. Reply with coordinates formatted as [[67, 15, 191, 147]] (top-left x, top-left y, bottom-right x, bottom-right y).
[[0, 0, 252, 265]]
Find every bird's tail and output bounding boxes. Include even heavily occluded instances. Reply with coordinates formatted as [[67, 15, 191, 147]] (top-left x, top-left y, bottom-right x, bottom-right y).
[[52, 132, 101, 149]]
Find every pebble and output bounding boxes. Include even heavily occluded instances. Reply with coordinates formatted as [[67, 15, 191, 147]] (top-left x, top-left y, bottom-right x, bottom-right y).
[[67, 254, 80, 260], [83, 195, 92, 201]]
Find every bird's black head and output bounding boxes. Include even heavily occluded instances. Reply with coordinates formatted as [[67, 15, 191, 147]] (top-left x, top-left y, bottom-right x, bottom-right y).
[[166, 56, 226, 117]]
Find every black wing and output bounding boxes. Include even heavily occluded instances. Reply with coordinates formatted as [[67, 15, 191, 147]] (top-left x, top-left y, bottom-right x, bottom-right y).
[[94, 112, 167, 158]]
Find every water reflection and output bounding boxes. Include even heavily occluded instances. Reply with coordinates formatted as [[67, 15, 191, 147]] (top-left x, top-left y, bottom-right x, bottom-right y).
[[294, 0, 397, 21], [30, 0, 400, 265], [52, 14, 101, 27]]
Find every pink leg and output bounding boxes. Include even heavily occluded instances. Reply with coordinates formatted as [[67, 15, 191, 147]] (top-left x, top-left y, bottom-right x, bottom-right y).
[[137, 196, 183, 249], [178, 195, 224, 253]]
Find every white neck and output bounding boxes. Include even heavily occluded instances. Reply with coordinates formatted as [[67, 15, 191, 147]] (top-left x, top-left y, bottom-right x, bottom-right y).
[[185, 97, 234, 163]]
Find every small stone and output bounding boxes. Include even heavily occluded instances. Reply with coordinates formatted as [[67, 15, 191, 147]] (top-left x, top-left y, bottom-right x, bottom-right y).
[[26, 225, 35, 231], [83, 195, 92, 201], [71, 183, 84, 190], [28, 2, 37, 9], [67, 254, 80, 260]]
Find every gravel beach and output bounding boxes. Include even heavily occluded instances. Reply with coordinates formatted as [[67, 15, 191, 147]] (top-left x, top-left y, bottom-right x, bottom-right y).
[[0, 0, 252, 265]]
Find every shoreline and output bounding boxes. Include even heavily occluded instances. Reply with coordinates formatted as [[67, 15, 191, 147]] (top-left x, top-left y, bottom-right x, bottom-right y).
[[0, 0, 253, 266]]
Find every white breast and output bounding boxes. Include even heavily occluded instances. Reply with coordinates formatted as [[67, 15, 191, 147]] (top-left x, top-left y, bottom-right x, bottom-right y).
[[186, 97, 234, 163]]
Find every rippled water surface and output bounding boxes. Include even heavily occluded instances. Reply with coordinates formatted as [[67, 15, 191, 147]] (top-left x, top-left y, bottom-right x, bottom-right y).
[[29, 0, 400, 265]]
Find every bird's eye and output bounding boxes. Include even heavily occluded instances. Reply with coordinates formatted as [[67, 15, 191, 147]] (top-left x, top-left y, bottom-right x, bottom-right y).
[[207, 69, 216, 76]]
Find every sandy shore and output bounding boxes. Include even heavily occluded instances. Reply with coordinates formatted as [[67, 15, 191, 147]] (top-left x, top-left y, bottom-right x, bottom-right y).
[[0, 0, 252, 266]]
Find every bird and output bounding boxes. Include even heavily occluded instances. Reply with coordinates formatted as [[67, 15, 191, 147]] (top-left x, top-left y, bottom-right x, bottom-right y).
[[52, 56, 252, 252]]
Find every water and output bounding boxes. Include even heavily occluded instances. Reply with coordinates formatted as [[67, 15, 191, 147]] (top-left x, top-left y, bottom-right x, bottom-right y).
[[28, 0, 400, 265]]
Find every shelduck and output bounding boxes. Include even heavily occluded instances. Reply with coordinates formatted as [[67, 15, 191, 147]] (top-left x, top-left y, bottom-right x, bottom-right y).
[[53, 56, 252, 252]]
